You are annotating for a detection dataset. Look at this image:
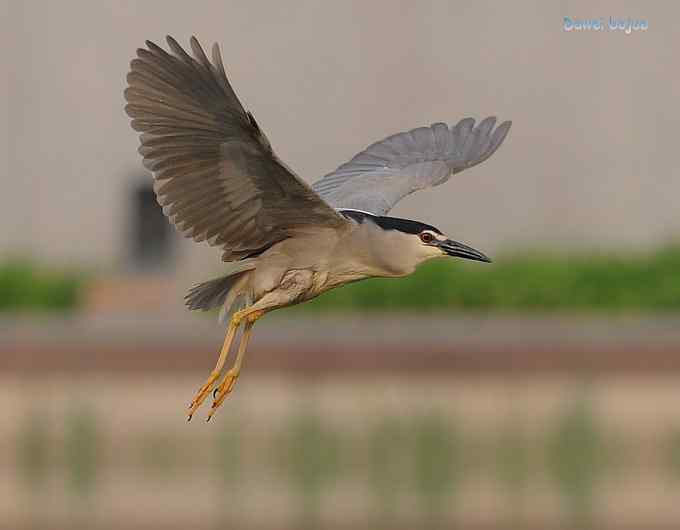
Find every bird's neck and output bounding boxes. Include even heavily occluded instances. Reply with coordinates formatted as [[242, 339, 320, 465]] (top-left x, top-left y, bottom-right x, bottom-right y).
[[331, 222, 420, 279]]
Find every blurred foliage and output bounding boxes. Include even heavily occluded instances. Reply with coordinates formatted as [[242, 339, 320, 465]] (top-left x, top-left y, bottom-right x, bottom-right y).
[[411, 413, 462, 523], [293, 246, 680, 312], [215, 417, 244, 498], [495, 418, 532, 528], [0, 259, 84, 312], [667, 428, 680, 481], [137, 430, 180, 479], [5, 247, 680, 313], [13, 396, 680, 527], [496, 418, 531, 496], [214, 420, 244, 528], [366, 417, 407, 522], [277, 412, 342, 526], [547, 394, 605, 526], [63, 407, 99, 498], [16, 411, 51, 492]]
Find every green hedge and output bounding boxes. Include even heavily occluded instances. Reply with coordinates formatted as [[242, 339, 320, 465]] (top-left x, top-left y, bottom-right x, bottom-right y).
[[4, 247, 680, 313], [294, 247, 680, 313], [0, 260, 84, 312]]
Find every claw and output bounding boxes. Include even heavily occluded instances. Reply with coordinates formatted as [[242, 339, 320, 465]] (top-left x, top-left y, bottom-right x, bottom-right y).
[[209, 373, 238, 418], [187, 370, 223, 419], [207, 403, 218, 422]]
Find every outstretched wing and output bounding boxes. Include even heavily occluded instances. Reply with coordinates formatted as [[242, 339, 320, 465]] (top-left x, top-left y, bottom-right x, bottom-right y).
[[312, 118, 511, 215], [125, 36, 345, 261]]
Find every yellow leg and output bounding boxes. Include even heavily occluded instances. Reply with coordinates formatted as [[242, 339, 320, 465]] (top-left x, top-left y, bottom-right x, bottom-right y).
[[206, 311, 262, 421], [187, 315, 240, 421]]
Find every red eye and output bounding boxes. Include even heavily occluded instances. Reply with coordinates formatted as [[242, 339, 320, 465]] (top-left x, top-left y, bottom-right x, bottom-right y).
[[420, 232, 434, 243]]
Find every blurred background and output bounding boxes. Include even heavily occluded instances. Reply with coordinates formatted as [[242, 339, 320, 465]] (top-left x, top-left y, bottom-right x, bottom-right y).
[[2, 1, 680, 529]]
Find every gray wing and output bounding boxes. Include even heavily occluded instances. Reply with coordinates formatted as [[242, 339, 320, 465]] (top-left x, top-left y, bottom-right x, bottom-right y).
[[312, 118, 512, 215], [125, 36, 345, 261]]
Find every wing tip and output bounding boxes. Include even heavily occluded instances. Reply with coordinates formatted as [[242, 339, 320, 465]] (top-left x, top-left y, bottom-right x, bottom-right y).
[[493, 119, 513, 140]]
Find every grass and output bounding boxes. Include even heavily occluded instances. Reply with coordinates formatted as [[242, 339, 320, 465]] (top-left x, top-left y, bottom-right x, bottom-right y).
[[14, 397, 637, 521], [0, 259, 84, 312], [3, 246, 680, 313], [293, 246, 680, 313]]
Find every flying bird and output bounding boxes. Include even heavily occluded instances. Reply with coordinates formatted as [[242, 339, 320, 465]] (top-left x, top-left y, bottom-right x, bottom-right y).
[[124, 36, 512, 421]]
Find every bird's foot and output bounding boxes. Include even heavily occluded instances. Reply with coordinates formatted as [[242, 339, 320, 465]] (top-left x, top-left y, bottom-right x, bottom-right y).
[[187, 370, 221, 421], [207, 369, 239, 422]]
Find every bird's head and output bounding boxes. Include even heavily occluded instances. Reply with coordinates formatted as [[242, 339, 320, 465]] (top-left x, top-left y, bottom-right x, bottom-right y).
[[376, 216, 492, 266], [341, 210, 491, 275]]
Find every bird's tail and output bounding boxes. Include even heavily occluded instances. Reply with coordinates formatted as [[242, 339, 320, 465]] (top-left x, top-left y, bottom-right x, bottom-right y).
[[184, 259, 256, 316]]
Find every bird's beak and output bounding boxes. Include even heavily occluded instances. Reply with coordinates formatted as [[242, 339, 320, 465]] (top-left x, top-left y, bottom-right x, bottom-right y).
[[438, 239, 492, 263]]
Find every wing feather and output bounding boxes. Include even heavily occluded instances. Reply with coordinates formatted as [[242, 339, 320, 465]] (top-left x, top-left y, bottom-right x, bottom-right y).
[[125, 36, 344, 261], [312, 117, 511, 215]]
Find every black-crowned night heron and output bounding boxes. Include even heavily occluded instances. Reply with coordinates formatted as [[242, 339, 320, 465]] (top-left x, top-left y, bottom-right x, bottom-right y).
[[125, 36, 512, 421]]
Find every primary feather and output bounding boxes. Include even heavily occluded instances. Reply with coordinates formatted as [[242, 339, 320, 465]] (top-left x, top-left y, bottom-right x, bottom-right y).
[[125, 36, 345, 262], [312, 117, 512, 215]]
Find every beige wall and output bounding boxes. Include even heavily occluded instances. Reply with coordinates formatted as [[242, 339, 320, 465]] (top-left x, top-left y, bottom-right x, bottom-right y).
[[2, 1, 677, 271]]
